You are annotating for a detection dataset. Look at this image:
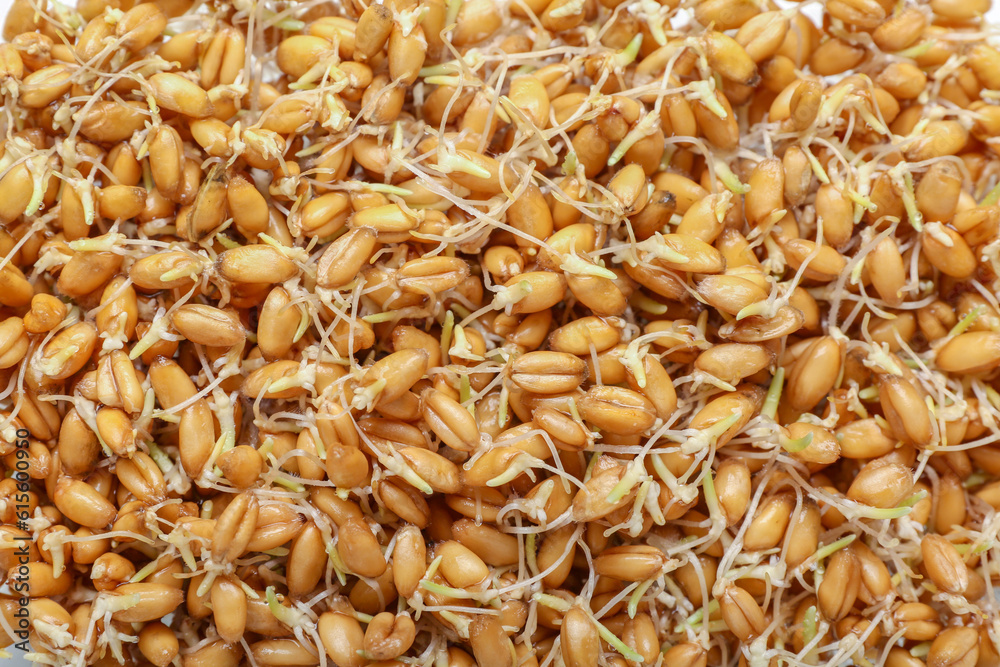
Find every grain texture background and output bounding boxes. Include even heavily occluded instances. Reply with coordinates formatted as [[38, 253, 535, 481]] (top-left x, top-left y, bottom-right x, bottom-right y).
[[0, 1, 998, 666]]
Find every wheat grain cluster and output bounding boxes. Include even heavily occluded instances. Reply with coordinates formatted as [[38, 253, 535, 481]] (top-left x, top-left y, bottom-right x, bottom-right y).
[[1, 0, 1000, 666]]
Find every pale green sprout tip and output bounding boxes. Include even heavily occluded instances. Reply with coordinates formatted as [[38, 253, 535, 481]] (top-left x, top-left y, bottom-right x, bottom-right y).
[[606, 460, 647, 504], [845, 188, 877, 212], [434, 150, 491, 179], [802, 146, 830, 184], [424, 75, 462, 87], [440, 310, 455, 364], [614, 34, 644, 68], [362, 311, 400, 324], [561, 151, 578, 176], [809, 534, 855, 564], [497, 385, 510, 428], [351, 181, 413, 196], [526, 532, 539, 575], [265, 586, 311, 627], [459, 373, 473, 406], [714, 160, 750, 195], [947, 306, 982, 337], [687, 80, 726, 119], [899, 170, 923, 231], [701, 461, 721, 522], [146, 441, 173, 473], [802, 605, 818, 645], [214, 233, 240, 249], [593, 615, 644, 662], [681, 410, 741, 453], [674, 600, 718, 633], [418, 63, 453, 78], [779, 430, 813, 454], [608, 112, 658, 166], [761, 367, 784, 420], [851, 489, 927, 520], [627, 578, 656, 619], [275, 17, 305, 31], [129, 560, 159, 583], [630, 291, 668, 315], [858, 386, 879, 401], [980, 181, 1000, 207], [560, 253, 618, 280], [487, 453, 541, 487], [895, 41, 934, 58], [532, 592, 572, 612], [736, 301, 770, 321], [326, 544, 349, 585], [272, 476, 306, 493], [420, 579, 483, 600], [444, 0, 463, 28]]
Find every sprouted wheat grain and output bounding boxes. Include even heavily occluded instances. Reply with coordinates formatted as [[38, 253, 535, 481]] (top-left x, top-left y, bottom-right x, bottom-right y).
[[2, 0, 1000, 666]]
